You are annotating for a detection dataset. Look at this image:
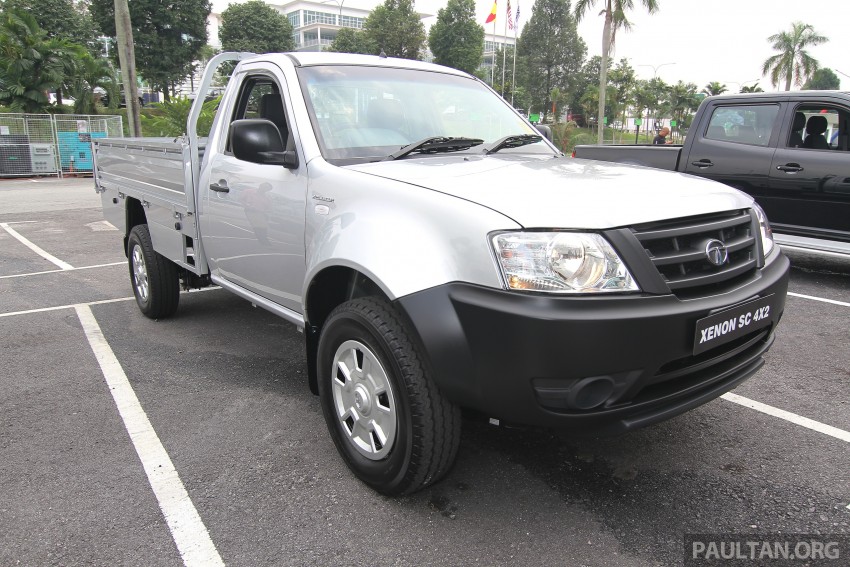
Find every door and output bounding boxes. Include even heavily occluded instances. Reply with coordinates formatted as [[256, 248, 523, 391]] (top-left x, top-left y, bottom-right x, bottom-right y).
[[201, 68, 307, 313], [684, 103, 781, 196], [767, 103, 850, 240]]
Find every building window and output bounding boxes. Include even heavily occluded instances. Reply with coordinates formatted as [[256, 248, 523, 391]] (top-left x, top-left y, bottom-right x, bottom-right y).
[[287, 11, 300, 28], [304, 10, 336, 25], [339, 15, 364, 29]]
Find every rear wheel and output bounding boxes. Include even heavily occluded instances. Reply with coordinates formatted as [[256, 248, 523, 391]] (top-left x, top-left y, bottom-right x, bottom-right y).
[[317, 297, 461, 495], [127, 224, 179, 319]]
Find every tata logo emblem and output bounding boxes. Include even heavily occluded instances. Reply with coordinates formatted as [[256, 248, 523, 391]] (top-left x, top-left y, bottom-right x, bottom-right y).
[[704, 239, 729, 266]]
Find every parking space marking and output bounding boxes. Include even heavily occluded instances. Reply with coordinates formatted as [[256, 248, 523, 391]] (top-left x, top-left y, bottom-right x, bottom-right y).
[[0, 222, 74, 270], [0, 297, 135, 319], [0, 262, 126, 280], [75, 304, 224, 567], [788, 292, 850, 308], [721, 393, 850, 444], [0, 289, 220, 319]]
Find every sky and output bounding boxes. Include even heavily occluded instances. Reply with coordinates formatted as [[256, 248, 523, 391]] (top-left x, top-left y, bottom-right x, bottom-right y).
[[210, 0, 847, 92]]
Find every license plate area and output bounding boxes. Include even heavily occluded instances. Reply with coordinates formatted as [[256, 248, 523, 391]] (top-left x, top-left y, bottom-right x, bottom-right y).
[[693, 295, 775, 355]]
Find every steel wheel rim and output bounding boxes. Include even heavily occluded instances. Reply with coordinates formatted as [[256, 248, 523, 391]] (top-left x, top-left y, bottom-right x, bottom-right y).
[[331, 339, 397, 460], [131, 244, 149, 302]]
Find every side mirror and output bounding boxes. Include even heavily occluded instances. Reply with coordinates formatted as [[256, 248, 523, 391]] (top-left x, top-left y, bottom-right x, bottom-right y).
[[534, 124, 553, 142], [230, 119, 298, 169]]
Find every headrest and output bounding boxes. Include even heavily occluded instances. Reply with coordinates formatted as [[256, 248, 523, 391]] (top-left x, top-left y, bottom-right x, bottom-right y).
[[792, 112, 806, 131], [806, 115, 828, 135]]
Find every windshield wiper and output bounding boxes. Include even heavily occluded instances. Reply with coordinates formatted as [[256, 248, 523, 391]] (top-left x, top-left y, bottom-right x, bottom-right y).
[[383, 136, 484, 161], [483, 134, 543, 154]]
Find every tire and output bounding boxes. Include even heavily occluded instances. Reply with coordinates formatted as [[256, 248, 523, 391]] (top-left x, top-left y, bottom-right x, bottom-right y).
[[317, 297, 461, 496], [127, 224, 180, 319]]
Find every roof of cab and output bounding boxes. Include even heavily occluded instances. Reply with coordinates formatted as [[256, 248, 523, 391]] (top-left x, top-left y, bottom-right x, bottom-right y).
[[244, 51, 471, 78]]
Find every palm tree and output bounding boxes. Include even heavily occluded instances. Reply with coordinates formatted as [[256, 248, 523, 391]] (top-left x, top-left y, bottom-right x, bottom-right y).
[[575, 0, 659, 144], [762, 22, 828, 91], [740, 83, 764, 93], [66, 52, 119, 114], [0, 10, 65, 112], [702, 81, 728, 97]]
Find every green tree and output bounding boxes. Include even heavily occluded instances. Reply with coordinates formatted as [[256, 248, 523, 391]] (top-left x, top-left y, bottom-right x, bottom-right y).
[[328, 27, 377, 55], [575, 0, 659, 144], [363, 0, 426, 59], [0, 9, 70, 112], [631, 79, 656, 136], [803, 68, 840, 90], [2, 0, 99, 52], [701, 81, 727, 96], [762, 22, 827, 91], [219, 0, 293, 54], [65, 50, 118, 114], [428, 0, 484, 74], [516, 0, 586, 120], [740, 83, 764, 93], [607, 57, 635, 129], [90, 0, 211, 100], [667, 80, 699, 136]]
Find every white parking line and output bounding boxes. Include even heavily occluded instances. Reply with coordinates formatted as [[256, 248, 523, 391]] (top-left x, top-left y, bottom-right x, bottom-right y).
[[0, 289, 220, 319], [0, 222, 74, 270], [75, 304, 224, 567], [721, 393, 850, 443], [788, 292, 850, 308], [0, 262, 126, 280]]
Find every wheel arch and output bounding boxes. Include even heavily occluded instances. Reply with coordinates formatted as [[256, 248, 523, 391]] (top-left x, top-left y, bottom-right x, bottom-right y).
[[124, 197, 147, 255], [303, 266, 395, 395]]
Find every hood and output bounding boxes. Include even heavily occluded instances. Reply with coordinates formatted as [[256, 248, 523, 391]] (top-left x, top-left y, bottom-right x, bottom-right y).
[[348, 154, 752, 229]]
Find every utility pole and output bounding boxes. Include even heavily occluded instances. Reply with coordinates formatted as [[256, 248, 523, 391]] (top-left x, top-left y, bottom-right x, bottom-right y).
[[114, 0, 142, 137]]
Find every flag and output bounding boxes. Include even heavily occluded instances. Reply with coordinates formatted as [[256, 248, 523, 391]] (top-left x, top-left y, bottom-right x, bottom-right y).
[[485, 0, 497, 24], [506, 0, 513, 30], [515, 3, 521, 28]]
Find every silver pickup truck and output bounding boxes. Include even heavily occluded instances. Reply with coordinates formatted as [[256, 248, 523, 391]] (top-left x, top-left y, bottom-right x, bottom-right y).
[[95, 52, 790, 495]]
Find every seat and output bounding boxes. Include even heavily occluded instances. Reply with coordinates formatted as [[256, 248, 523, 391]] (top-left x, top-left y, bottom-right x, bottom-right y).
[[736, 125, 757, 144], [802, 115, 829, 150], [258, 93, 289, 144], [788, 112, 806, 147]]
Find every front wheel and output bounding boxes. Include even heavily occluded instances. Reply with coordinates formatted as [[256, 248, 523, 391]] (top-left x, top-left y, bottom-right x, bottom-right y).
[[317, 297, 461, 495], [127, 224, 180, 319]]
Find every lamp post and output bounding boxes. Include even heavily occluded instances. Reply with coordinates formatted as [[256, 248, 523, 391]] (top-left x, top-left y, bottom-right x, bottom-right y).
[[637, 62, 675, 135]]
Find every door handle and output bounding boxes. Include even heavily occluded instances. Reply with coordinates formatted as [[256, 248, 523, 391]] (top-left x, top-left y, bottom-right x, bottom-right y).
[[210, 180, 230, 193], [691, 159, 714, 168], [776, 163, 804, 173]]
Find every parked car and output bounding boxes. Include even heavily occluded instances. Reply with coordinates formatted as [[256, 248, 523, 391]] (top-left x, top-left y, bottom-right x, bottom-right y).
[[574, 91, 850, 256]]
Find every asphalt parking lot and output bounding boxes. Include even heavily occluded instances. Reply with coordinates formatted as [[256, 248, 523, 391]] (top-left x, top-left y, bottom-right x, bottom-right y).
[[1, 177, 848, 566]]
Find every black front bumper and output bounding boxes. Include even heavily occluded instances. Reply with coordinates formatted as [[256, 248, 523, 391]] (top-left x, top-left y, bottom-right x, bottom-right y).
[[396, 253, 790, 435]]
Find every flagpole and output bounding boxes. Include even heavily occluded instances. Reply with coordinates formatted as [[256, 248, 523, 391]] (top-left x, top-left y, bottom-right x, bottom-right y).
[[511, 3, 518, 105], [491, 17, 496, 86], [501, 10, 507, 95]]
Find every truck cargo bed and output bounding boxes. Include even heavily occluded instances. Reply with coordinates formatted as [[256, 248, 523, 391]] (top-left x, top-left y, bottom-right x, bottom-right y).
[[94, 137, 207, 273]]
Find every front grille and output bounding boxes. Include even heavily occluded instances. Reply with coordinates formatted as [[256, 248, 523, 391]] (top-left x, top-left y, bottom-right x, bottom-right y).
[[632, 210, 760, 295]]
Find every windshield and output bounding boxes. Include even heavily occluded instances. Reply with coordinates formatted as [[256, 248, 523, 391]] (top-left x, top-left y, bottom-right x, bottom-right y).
[[296, 65, 550, 164]]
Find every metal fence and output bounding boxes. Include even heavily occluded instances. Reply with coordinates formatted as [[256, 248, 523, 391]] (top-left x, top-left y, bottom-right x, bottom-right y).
[[0, 113, 123, 177]]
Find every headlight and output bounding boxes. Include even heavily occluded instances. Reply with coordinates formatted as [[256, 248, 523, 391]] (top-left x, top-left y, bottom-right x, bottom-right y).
[[491, 232, 640, 293], [751, 203, 775, 258]]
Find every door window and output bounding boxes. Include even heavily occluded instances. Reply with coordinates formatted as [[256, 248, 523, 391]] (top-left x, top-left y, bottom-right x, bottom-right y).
[[704, 104, 779, 147], [787, 105, 849, 151], [227, 75, 290, 153]]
